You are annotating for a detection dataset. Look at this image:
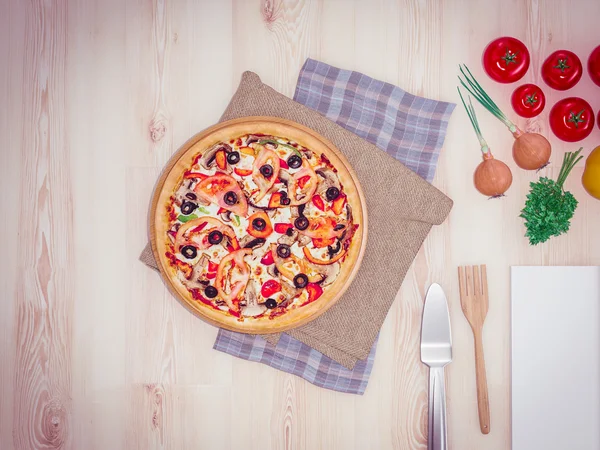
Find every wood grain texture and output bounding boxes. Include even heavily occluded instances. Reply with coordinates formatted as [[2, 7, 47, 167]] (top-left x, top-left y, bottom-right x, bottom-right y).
[[458, 265, 491, 434], [1, 0, 599, 449]]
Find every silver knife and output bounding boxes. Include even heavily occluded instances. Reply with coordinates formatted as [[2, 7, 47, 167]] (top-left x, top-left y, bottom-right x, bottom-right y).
[[420, 283, 453, 450]]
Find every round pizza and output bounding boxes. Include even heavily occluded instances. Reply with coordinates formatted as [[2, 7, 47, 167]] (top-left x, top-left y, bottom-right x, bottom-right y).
[[152, 118, 366, 333]]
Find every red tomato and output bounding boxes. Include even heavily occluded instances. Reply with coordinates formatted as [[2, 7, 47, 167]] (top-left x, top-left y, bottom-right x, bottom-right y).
[[195, 173, 248, 217], [541, 50, 582, 91], [482, 37, 530, 83], [510, 84, 546, 118], [261, 279, 281, 298], [549, 97, 595, 142], [589, 45, 600, 87]]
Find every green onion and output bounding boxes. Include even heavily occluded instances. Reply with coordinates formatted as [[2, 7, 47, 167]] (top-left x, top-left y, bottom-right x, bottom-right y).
[[458, 64, 516, 132], [458, 64, 551, 170], [258, 139, 302, 157], [456, 87, 513, 197], [457, 87, 489, 155]]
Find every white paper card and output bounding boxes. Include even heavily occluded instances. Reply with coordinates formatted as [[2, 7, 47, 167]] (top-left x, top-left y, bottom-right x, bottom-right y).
[[511, 266, 600, 450]]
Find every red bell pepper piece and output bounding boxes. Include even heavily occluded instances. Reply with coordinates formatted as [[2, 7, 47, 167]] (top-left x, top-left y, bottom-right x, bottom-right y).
[[268, 192, 285, 208], [260, 250, 275, 265], [312, 237, 336, 248], [274, 223, 293, 234], [306, 283, 323, 303], [234, 167, 252, 177], [190, 222, 208, 233], [331, 193, 347, 215], [279, 158, 289, 169], [184, 171, 209, 180], [215, 150, 227, 170], [311, 195, 325, 211], [261, 279, 282, 298], [297, 175, 311, 189], [206, 260, 218, 279]]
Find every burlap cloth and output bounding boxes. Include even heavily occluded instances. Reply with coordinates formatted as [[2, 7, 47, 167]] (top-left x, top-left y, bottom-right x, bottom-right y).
[[141, 71, 453, 369]]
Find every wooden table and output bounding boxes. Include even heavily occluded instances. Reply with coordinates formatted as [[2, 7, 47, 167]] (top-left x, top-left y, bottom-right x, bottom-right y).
[[1, 0, 599, 449]]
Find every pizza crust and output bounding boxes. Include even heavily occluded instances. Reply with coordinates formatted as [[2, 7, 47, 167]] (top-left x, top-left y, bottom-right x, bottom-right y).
[[149, 117, 367, 334]]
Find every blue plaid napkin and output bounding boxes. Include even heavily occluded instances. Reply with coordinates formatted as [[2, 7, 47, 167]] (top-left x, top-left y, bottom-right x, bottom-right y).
[[213, 59, 455, 395]]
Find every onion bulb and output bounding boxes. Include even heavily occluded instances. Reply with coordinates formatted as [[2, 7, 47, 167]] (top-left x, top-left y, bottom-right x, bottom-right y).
[[512, 130, 551, 170], [459, 65, 553, 171], [474, 151, 513, 197], [457, 86, 513, 198]]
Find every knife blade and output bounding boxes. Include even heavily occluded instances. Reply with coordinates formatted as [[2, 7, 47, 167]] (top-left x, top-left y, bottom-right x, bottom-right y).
[[420, 283, 452, 450]]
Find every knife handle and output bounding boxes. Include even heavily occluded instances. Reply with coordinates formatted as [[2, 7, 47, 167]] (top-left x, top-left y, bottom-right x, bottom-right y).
[[474, 331, 491, 434], [428, 366, 448, 450]]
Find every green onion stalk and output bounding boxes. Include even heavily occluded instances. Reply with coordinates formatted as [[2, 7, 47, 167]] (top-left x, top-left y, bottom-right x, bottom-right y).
[[458, 64, 551, 170], [458, 87, 513, 197]]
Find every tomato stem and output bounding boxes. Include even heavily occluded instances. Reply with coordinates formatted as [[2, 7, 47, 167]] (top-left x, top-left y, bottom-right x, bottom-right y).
[[553, 58, 570, 73], [525, 94, 538, 106], [567, 109, 586, 128], [501, 48, 519, 66]]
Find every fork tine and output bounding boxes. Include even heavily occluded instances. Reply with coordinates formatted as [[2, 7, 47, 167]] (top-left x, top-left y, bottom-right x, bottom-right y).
[[458, 266, 466, 300], [473, 265, 481, 298], [481, 264, 489, 307], [466, 265, 474, 297]]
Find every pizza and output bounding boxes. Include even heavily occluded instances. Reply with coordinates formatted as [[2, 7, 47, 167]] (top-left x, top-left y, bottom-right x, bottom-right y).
[[152, 118, 366, 332]]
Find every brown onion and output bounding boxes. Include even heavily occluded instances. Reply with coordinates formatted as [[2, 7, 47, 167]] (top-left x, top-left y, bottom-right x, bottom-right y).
[[512, 129, 551, 170], [474, 151, 513, 197]]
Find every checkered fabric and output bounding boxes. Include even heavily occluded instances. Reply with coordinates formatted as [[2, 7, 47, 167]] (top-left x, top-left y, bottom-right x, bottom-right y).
[[213, 59, 454, 395]]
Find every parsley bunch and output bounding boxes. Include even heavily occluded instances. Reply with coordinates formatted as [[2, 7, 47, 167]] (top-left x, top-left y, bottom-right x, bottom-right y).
[[520, 149, 583, 245]]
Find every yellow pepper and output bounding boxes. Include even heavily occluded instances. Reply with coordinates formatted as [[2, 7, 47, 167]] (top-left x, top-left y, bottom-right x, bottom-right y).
[[582, 145, 600, 200]]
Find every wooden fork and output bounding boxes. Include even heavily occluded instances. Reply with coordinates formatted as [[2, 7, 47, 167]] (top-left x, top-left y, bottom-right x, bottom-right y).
[[458, 265, 491, 434]]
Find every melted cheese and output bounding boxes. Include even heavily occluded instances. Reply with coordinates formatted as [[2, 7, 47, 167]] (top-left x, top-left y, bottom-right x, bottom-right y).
[[168, 133, 352, 317]]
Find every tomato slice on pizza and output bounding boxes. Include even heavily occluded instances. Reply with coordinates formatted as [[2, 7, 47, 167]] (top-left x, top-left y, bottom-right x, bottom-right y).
[[251, 148, 281, 203], [163, 132, 359, 322], [194, 173, 248, 217]]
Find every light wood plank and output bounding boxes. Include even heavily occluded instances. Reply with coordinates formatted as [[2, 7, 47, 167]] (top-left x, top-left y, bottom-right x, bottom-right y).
[[6, 0, 75, 449], [1, 0, 599, 449]]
